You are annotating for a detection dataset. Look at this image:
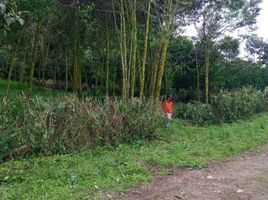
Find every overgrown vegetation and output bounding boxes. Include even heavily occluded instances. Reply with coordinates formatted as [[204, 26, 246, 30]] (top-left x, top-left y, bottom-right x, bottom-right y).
[[1, 114, 268, 199], [176, 87, 268, 125], [0, 0, 268, 198], [0, 95, 164, 162]]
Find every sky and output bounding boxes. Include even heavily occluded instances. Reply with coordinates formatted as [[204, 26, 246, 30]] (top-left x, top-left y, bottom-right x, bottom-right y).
[[183, 0, 268, 58], [256, 0, 268, 40], [184, 0, 268, 40]]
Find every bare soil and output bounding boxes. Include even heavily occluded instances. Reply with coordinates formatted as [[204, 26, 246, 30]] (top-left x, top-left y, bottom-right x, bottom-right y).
[[115, 144, 268, 200]]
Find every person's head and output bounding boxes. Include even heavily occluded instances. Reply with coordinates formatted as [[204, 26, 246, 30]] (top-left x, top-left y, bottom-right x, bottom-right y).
[[167, 95, 172, 101]]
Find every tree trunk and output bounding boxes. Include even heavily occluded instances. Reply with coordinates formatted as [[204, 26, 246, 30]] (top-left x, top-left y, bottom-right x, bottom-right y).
[[95, 61, 99, 91], [113, 66, 116, 97], [72, 22, 82, 95], [105, 21, 110, 97], [153, 0, 173, 100], [204, 40, 209, 103], [120, 0, 128, 100], [65, 46, 69, 92], [19, 48, 27, 85], [154, 36, 170, 100], [6, 32, 23, 94], [42, 43, 50, 83], [130, 0, 137, 99], [149, 52, 159, 98], [39, 32, 45, 84], [38, 31, 44, 82], [28, 25, 40, 94], [196, 48, 200, 101], [140, 0, 151, 100]]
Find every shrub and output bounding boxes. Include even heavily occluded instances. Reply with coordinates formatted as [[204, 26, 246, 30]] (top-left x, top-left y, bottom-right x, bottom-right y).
[[0, 96, 164, 161], [175, 102, 214, 125], [175, 87, 268, 125], [210, 87, 264, 123]]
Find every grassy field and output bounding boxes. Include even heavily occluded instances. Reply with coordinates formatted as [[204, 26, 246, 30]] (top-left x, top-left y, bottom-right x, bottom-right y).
[[0, 79, 63, 98], [1, 113, 268, 199]]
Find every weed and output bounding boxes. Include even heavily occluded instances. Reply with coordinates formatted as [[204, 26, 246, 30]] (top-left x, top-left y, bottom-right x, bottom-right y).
[[1, 114, 268, 199]]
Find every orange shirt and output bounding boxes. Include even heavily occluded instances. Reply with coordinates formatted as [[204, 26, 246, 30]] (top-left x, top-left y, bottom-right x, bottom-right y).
[[162, 100, 173, 113]]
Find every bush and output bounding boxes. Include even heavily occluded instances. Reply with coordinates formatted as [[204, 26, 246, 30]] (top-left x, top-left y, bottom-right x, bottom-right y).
[[175, 87, 268, 125], [210, 87, 264, 123], [0, 96, 164, 161], [175, 102, 214, 125]]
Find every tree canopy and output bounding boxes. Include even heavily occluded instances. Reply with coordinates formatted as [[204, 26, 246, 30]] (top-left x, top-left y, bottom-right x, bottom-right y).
[[0, 0, 266, 101]]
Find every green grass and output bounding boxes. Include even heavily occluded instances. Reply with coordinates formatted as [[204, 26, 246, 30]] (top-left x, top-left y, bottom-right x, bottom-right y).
[[1, 113, 268, 199], [0, 79, 64, 98], [1, 79, 268, 199]]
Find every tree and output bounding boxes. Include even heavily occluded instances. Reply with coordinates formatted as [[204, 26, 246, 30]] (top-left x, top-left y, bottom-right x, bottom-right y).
[[57, 0, 93, 95], [140, 0, 151, 100], [0, 0, 25, 94], [246, 35, 268, 65], [151, 0, 192, 100], [165, 36, 195, 95], [0, 1, 24, 34], [14, 0, 55, 94], [192, 0, 261, 103], [216, 36, 240, 61]]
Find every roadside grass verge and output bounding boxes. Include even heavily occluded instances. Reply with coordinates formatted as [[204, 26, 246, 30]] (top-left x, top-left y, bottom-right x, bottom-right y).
[[1, 113, 268, 199]]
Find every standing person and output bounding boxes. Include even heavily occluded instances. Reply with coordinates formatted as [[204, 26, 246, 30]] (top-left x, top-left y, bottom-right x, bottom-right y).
[[161, 95, 173, 127]]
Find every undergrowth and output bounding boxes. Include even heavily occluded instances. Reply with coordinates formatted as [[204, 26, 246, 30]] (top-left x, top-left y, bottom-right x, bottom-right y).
[[0, 95, 164, 161], [175, 87, 268, 125], [1, 114, 268, 199]]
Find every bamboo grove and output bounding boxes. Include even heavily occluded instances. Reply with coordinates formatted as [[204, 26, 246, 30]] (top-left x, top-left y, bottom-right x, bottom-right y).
[[1, 0, 267, 101]]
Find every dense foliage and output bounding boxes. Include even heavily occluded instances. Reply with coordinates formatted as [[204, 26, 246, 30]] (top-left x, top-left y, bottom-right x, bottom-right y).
[[1, 2, 268, 198], [1, 0, 268, 159], [0, 0, 266, 100], [175, 87, 268, 125], [0, 96, 164, 161], [2, 112, 268, 199]]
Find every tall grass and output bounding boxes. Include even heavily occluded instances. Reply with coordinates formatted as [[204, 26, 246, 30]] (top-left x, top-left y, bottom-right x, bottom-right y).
[[0, 95, 164, 161], [1, 114, 268, 199]]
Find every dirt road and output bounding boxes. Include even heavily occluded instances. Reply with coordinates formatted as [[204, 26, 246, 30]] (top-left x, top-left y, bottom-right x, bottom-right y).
[[116, 144, 268, 200]]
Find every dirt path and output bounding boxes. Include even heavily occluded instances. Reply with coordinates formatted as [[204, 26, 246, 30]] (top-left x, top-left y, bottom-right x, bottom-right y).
[[116, 144, 268, 200]]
